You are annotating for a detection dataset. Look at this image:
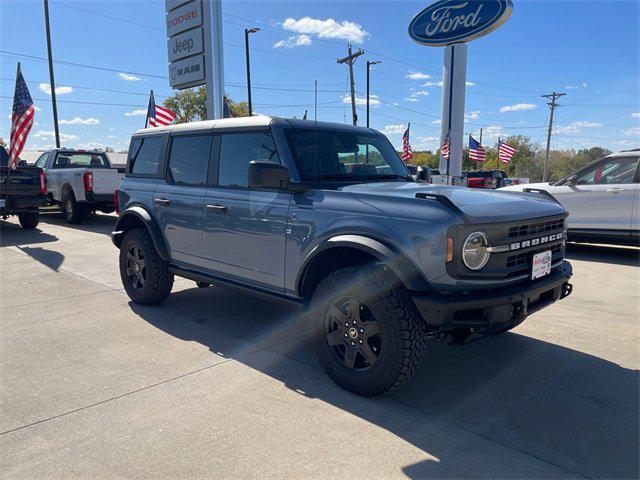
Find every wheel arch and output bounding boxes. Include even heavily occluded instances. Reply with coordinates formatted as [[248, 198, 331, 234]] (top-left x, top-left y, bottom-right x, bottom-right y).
[[113, 206, 170, 262], [296, 234, 430, 300]]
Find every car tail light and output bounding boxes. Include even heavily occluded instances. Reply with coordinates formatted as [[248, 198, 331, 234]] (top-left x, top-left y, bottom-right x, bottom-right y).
[[83, 171, 94, 192], [114, 189, 120, 214], [39, 171, 47, 194]]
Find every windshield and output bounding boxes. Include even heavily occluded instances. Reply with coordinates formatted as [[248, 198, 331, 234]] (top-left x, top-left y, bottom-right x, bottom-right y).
[[53, 152, 110, 169], [284, 128, 411, 182]]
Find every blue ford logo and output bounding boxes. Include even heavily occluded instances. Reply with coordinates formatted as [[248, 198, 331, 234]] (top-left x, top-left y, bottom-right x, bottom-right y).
[[409, 0, 513, 46]]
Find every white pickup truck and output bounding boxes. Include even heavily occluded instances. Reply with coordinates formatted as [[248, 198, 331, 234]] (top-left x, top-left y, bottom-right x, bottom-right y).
[[34, 149, 125, 223]]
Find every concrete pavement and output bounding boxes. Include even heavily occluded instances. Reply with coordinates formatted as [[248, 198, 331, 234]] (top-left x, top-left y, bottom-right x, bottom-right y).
[[1, 212, 638, 479]]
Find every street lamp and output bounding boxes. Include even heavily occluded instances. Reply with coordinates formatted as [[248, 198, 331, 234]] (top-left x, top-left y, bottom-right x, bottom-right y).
[[366, 60, 380, 128], [244, 27, 260, 116]]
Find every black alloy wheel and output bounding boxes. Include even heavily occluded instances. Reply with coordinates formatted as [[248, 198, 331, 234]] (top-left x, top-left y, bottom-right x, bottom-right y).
[[324, 296, 382, 371], [125, 244, 147, 290]]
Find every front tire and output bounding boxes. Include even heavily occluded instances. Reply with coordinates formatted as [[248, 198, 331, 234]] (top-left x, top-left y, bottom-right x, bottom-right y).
[[18, 211, 39, 229], [119, 228, 174, 305], [61, 192, 85, 224], [310, 265, 427, 397]]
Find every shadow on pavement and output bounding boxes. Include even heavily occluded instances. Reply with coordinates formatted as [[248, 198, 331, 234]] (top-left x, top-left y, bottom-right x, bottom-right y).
[[38, 210, 117, 236], [565, 242, 640, 267], [0, 220, 58, 248], [130, 286, 639, 479]]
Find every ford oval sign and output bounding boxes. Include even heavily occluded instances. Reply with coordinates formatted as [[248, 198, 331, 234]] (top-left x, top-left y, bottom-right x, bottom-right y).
[[409, 0, 513, 46]]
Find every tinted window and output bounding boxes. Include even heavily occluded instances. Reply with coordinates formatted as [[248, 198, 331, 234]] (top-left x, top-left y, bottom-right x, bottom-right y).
[[218, 132, 280, 187], [35, 153, 48, 168], [130, 137, 163, 175], [167, 135, 212, 186], [576, 157, 638, 185]]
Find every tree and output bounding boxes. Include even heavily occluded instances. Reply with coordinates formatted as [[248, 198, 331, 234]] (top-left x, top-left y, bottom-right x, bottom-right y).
[[162, 87, 248, 122], [0, 138, 6, 149]]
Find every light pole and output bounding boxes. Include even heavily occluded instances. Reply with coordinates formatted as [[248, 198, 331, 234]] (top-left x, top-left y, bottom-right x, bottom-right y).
[[244, 27, 260, 116], [366, 60, 380, 128]]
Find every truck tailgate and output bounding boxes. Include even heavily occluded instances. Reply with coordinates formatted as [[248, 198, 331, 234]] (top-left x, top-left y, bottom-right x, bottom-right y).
[[0, 166, 43, 198], [92, 168, 124, 195]]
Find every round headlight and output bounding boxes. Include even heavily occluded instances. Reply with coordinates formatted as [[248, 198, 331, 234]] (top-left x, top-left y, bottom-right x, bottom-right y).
[[462, 231, 490, 270]]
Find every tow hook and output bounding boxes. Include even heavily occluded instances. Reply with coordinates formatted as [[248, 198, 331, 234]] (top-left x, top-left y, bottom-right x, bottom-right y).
[[561, 282, 573, 299]]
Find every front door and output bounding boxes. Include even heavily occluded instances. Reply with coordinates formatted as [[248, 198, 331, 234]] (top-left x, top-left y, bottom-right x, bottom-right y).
[[202, 131, 291, 291], [153, 134, 213, 266], [551, 156, 639, 232]]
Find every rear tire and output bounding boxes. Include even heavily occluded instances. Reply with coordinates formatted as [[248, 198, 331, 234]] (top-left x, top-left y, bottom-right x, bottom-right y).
[[61, 191, 85, 224], [18, 211, 39, 229], [309, 265, 427, 397], [119, 228, 173, 305]]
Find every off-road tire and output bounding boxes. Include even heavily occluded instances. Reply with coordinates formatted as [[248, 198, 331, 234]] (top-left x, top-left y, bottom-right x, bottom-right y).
[[310, 265, 427, 397], [61, 191, 85, 224], [119, 228, 174, 305], [18, 210, 39, 229]]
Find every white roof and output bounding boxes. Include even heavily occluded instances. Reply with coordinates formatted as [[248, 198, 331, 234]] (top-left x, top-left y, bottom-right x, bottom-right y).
[[134, 115, 275, 135]]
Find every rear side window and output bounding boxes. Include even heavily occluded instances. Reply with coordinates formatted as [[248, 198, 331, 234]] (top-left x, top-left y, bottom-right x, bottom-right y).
[[218, 132, 280, 187], [167, 135, 213, 186], [129, 137, 163, 175]]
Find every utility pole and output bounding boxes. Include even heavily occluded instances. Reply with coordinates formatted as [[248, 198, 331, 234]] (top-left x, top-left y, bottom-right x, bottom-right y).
[[244, 27, 260, 116], [366, 60, 380, 128], [337, 44, 364, 126], [43, 0, 60, 148], [542, 91, 565, 182]]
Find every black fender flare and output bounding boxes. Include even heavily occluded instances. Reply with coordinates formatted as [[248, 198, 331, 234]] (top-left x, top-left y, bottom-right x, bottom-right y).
[[296, 234, 431, 295], [112, 206, 170, 262]]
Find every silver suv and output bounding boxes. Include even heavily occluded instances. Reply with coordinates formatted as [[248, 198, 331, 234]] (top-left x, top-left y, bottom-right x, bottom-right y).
[[113, 116, 573, 396]]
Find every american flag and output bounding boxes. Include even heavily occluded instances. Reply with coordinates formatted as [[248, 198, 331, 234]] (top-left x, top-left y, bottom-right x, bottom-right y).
[[498, 138, 516, 163], [223, 97, 235, 118], [469, 135, 486, 162], [401, 125, 413, 163], [9, 63, 35, 169], [147, 90, 176, 127], [441, 133, 450, 161]]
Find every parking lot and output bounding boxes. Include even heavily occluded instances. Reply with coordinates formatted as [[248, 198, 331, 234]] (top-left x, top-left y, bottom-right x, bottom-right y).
[[1, 212, 638, 479]]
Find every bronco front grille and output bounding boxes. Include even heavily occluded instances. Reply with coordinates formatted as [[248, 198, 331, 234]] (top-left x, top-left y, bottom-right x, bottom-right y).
[[508, 218, 565, 238], [506, 242, 563, 268]]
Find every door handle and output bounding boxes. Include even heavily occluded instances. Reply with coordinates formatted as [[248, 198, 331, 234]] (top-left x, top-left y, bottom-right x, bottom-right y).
[[154, 198, 171, 206], [606, 188, 624, 193], [206, 204, 227, 213]]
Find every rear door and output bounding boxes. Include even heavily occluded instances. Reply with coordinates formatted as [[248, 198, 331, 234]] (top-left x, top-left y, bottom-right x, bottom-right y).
[[551, 156, 639, 232], [153, 134, 213, 267], [202, 130, 291, 291]]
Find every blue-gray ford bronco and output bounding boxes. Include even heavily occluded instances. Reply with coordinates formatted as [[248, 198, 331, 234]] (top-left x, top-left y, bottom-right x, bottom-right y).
[[113, 116, 573, 396]]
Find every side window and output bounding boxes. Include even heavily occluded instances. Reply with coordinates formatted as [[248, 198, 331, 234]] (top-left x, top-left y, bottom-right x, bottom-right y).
[[130, 137, 163, 176], [35, 153, 48, 168], [218, 132, 280, 187], [576, 157, 638, 185], [167, 135, 213, 186]]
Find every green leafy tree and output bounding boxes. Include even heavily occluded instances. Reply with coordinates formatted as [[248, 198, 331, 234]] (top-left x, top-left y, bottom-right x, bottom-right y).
[[162, 87, 248, 122]]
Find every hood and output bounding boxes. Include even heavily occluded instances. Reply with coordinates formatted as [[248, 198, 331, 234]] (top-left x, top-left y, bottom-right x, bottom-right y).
[[338, 182, 565, 223]]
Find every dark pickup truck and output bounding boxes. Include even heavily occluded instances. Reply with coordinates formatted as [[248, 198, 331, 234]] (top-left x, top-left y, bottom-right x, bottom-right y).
[[0, 146, 48, 229]]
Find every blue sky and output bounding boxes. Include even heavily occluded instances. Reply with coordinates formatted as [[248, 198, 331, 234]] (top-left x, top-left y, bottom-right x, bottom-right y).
[[1, 0, 638, 153]]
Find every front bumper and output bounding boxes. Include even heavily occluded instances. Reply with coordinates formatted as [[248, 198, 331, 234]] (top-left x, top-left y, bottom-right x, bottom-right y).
[[413, 261, 573, 332]]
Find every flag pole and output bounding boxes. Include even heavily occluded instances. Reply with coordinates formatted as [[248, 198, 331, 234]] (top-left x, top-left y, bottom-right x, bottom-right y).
[[144, 90, 153, 129], [478, 128, 483, 170]]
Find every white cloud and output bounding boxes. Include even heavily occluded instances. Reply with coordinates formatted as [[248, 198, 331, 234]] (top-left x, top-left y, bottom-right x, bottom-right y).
[[273, 34, 312, 48], [483, 125, 505, 139], [414, 136, 440, 149], [405, 71, 431, 80], [341, 94, 379, 106], [118, 73, 142, 82], [34, 130, 78, 142], [464, 111, 481, 121], [625, 127, 640, 136], [582, 82, 588, 88], [404, 97, 419, 103], [34, 105, 42, 111], [466, 81, 476, 87], [381, 124, 406, 135], [59, 117, 100, 125], [631, 112, 640, 119], [125, 109, 147, 116], [499, 103, 537, 113], [421, 80, 443, 88], [559, 121, 603, 134], [281, 17, 368, 43], [38, 83, 73, 95], [431, 119, 441, 125], [412, 90, 430, 96]]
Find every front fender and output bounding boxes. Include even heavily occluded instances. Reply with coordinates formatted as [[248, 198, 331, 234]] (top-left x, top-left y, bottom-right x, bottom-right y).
[[112, 206, 170, 262], [296, 234, 431, 295]]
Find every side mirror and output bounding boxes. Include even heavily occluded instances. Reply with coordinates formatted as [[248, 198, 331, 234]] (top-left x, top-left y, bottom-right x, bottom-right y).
[[248, 161, 306, 192], [17, 160, 28, 167], [566, 174, 578, 186], [416, 166, 431, 182]]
